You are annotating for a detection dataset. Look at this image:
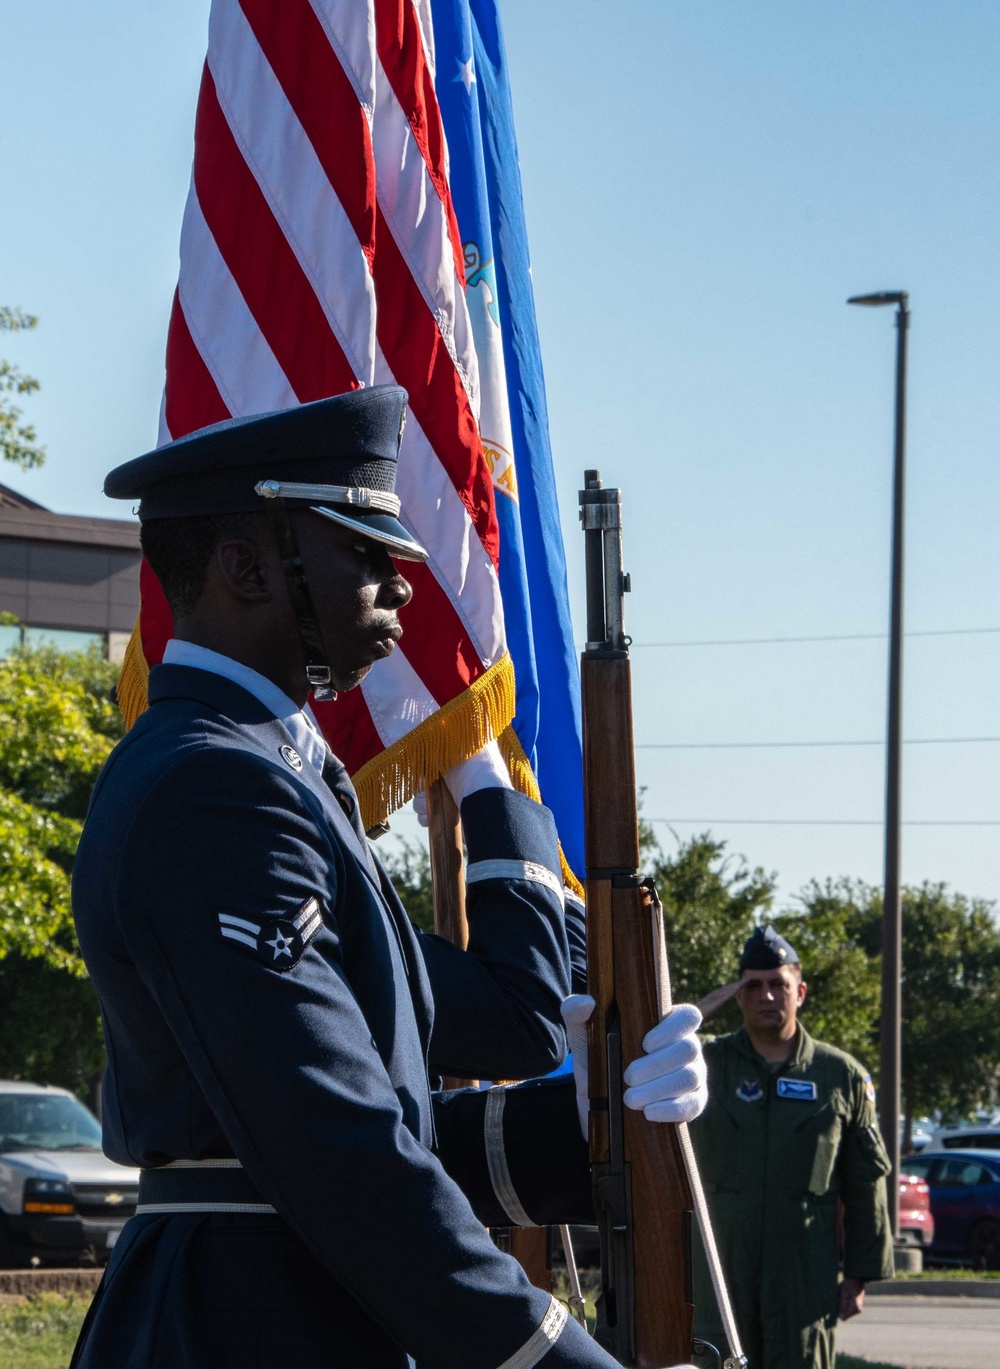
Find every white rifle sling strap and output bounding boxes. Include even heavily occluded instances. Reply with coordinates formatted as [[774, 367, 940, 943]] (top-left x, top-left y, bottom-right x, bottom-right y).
[[484, 1086, 538, 1228], [651, 896, 748, 1369], [495, 1296, 568, 1369]]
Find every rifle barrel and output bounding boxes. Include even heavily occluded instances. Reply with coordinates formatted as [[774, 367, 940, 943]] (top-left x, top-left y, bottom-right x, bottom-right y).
[[580, 471, 695, 1367]]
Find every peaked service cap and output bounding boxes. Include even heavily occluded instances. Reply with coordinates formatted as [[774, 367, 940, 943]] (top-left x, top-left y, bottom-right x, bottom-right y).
[[739, 924, 800, 972], [103, 386, 428, 562]]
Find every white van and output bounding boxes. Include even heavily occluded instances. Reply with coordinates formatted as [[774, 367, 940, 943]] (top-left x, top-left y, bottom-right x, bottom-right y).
[[928, 1115, 1000, 1152], [0, 1081, 139, 1267]]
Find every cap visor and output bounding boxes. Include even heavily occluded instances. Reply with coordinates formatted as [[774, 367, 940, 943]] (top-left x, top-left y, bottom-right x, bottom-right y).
[[310, 505, 428, 562]]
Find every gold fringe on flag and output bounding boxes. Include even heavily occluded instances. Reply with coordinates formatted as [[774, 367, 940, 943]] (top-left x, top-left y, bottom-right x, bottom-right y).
[[354, 653, 517, 831], [116, 615, 149, 730], [115, 625, 585, 900]]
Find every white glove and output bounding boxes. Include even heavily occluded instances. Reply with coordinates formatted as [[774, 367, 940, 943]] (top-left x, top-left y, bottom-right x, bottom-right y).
[[443, 739, 512, 806], [413, 740, 513, 827], [561, 995, 708, 1139]]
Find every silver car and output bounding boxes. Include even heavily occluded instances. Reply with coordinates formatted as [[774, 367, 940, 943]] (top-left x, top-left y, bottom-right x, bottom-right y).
[[0, 1081, 139, 1267]]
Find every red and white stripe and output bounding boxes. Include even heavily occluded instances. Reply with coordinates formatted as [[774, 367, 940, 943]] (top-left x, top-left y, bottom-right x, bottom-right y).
[[147, 0, 506, 776]]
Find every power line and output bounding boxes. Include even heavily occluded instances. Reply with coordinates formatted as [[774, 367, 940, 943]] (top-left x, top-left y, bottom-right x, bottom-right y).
[[629, 626, 1000, 649], [647, 817, 1000, 827], [636, 735, 1000, 751]]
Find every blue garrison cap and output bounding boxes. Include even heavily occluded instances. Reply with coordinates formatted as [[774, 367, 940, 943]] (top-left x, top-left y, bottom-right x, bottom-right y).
[[104, 386, 427, 562], [739, 925, 800, 972]]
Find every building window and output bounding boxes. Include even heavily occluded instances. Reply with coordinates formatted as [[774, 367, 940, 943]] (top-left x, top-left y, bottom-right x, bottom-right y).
[[0, 625, 108, 658]]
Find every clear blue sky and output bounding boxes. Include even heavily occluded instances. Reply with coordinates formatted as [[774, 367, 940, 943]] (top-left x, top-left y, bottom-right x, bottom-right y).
[[2, 1, 998, 908]]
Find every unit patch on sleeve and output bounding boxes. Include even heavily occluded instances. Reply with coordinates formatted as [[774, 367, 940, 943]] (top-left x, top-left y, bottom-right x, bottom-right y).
[[776, 1077, 818, 1101], [217, 897, 323, 971], [863, 1072, 876, 1105]]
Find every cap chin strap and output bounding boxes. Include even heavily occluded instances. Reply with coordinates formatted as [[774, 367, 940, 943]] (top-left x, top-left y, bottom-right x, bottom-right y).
[[261, 496, 337, 704]]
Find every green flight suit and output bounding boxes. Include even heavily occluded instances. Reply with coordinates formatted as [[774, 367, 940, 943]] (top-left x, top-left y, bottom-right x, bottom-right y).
[[689, 1025, 893, 1369]]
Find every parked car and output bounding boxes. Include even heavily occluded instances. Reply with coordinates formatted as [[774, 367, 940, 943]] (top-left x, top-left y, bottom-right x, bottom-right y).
[[927, 1119, 1000, 1152], [897, 1171, 934, 1249], [902, 1118, 936, 1152], [0, 1081, 139, 1267], [900, 1149, 1000, 1269]]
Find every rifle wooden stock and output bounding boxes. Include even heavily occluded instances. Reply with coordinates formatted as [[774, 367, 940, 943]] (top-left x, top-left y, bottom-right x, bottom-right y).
[[581, 474, 694, 1367]]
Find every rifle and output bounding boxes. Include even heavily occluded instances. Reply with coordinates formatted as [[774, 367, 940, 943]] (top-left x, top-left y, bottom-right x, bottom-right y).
[[580, 471, 746, 1369]]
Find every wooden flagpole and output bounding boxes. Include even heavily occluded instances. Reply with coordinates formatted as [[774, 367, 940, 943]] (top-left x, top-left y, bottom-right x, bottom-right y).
[[425, 778, 550, 1292]]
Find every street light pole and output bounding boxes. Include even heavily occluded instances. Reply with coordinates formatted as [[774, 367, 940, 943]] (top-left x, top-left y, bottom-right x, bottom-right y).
[[847, 290, 910, 1240]]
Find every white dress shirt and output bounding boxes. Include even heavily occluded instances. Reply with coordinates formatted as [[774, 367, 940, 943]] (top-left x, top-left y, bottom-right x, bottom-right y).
[[162, 639, 511, 803]]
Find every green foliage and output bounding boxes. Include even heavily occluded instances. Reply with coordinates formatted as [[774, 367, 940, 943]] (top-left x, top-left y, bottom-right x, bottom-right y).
[[854, 882, 1000, 1123], [775, 880, 882, 1069], [0, 956, 104, 1100], [382, 837, 435, 934], [0, 646, 121, 1092], [0, 790, 80, 971], [0, 307, 45, 471], [0, 646, 122, 820], [648, 832, 776, 1034], [776, 878, 1000, 1123], [0, 1293, 92, 1369]]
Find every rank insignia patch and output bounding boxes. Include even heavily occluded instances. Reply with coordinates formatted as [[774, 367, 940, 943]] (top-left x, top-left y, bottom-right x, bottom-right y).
[[280, 744, 303, 771], [217, 897, 322, 972], [736, 1078, 763, 1103], [776, 1077, 818, 1101]]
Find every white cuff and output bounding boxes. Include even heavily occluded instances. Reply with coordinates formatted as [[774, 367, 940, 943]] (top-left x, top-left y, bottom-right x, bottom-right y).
[[484, 1086, 537, 1228], [496, 1297, 569, 1369]]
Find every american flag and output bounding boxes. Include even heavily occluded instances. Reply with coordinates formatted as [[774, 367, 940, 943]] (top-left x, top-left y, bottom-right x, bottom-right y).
[[120, 0, 514, 828]]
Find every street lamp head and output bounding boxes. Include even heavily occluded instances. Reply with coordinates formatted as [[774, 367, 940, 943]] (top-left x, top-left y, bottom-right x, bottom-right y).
[[847, 291, 908, 308]]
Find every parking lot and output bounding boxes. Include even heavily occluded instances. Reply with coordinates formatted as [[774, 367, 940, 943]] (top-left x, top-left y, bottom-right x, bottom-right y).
[[838, 1292, 1000, 1368]]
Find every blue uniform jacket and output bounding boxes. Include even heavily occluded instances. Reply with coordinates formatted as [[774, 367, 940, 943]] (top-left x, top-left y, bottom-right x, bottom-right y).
[[72, 666, 612, 1369]]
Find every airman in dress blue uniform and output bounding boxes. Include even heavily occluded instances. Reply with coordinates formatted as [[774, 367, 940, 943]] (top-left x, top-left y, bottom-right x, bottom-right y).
[[70, 387, 706, 1369]]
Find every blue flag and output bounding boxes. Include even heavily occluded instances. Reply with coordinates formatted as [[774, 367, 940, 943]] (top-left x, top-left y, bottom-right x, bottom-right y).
[[431, 0, 584, 881]]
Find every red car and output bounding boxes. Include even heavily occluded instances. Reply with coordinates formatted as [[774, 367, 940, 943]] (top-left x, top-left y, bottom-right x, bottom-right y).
[[898, 1170, 935, 1249], [837, 1171, 934, 1255]]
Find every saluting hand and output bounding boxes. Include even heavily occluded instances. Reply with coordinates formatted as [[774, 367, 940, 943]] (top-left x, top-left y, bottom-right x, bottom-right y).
[[695, 980, 743, 1023], [561, 995, 708, 1138]]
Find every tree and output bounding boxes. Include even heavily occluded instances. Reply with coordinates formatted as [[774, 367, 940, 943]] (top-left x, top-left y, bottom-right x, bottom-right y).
[[775, 880, 882, 1069], [649, 832, 777, 1034], [0, 307, 45, 471], [0, 645, 123, 1098], [853, 882, 1000, 1138], [779, 878, 1000, 1136]]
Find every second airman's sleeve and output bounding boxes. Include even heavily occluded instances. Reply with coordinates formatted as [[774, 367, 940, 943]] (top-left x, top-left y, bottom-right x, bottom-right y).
[[837, 1064, 894, 1281]]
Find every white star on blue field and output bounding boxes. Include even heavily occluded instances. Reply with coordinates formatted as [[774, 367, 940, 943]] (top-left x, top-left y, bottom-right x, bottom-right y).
[[456, 55, 476, 95], [266, 930, 293, 960]]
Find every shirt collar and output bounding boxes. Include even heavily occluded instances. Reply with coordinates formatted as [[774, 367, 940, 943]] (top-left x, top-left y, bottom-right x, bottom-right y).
[[162, 640, 327, 776]]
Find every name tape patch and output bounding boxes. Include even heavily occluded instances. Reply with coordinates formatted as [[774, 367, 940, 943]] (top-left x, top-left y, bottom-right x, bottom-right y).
[[776, 1077, 817, 1101], [217, 897, 323, 972]]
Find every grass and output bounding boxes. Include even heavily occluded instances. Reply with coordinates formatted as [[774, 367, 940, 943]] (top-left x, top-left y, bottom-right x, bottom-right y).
[[892, 1266, 1000, 1280], [0, 1294, 91, 1369]]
